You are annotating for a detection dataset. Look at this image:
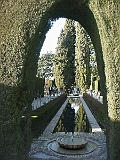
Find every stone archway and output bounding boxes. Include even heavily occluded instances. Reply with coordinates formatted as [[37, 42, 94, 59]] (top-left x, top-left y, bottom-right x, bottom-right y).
[[0, 1, 119, 160]]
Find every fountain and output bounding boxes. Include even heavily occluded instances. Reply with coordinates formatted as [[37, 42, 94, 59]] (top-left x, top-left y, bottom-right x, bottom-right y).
[[48, 132, 97, 155], [57, 134, 88, 149], [48, 100, 97, 155], [56, 102, 88, 149]]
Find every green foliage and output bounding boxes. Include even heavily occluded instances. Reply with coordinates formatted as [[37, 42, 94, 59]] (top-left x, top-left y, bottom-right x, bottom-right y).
[[83, 93, 105, 128], [53, 19, 76, 91], [37, 52, 54, 79], [34, 77, 44, 97], [75, 23, 91, 93], [0, 0, 120, 159], [90, 1, 120, 159], [0, 1, 54, 159], [30, 94, 67, 137]]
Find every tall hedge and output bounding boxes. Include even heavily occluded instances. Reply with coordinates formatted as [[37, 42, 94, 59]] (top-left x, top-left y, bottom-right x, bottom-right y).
[[90, 1, 120, 160], [0, 0, 120, 160]]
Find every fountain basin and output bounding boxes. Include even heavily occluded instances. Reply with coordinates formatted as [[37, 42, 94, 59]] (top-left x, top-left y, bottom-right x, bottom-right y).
[[57, 134, 88, 149]]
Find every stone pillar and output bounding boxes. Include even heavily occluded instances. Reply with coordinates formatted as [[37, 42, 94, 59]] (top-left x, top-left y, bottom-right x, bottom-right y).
[[95, 80, 98, 93]]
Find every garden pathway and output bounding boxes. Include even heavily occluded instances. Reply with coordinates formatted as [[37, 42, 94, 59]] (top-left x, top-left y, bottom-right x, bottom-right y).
[[29, 95, 107, 160]]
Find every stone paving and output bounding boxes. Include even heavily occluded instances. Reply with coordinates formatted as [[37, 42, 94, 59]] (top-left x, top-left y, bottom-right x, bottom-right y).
[[32, 95, 57, 110], [29, 132, 107, 160], [29, 95, 107, 160]]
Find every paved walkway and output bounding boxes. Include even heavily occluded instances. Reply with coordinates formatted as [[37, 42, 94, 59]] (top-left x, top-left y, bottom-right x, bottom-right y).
[[32, 95, 58, 110], [29, 95, 107, 160]]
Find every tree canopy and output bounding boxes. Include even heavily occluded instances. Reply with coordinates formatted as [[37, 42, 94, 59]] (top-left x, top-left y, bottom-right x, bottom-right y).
[[74, 22, 99, 93], [37, 52, 54, 79], [53, 19, 76, 91]]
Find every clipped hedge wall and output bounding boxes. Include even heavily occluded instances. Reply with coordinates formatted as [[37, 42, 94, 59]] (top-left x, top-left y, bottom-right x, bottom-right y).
[[1, 0, 119, 159], [83, 93, 105, 129], [34, 77, 44, 97], [21, 94, 67, 138]]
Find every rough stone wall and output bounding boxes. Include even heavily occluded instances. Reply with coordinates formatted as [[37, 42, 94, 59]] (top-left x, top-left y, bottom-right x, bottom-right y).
[[90, 1, 120, 160]]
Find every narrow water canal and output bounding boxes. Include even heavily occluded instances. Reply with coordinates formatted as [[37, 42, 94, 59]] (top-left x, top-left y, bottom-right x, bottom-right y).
[[53, 97, 92, 133]]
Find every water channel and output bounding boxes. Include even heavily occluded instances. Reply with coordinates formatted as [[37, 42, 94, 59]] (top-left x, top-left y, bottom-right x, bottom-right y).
[[53, 97, 92, 134], [30, 97, 106, 158]]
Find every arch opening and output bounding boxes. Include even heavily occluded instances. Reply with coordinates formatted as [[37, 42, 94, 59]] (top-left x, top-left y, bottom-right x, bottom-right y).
[[1, 1, 119, 160]]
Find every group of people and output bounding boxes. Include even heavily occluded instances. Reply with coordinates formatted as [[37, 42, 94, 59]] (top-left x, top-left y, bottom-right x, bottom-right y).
[[48, 85, 58, 96]]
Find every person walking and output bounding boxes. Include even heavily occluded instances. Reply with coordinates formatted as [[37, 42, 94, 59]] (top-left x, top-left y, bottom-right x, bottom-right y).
[[49, 86, 52, 96]]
